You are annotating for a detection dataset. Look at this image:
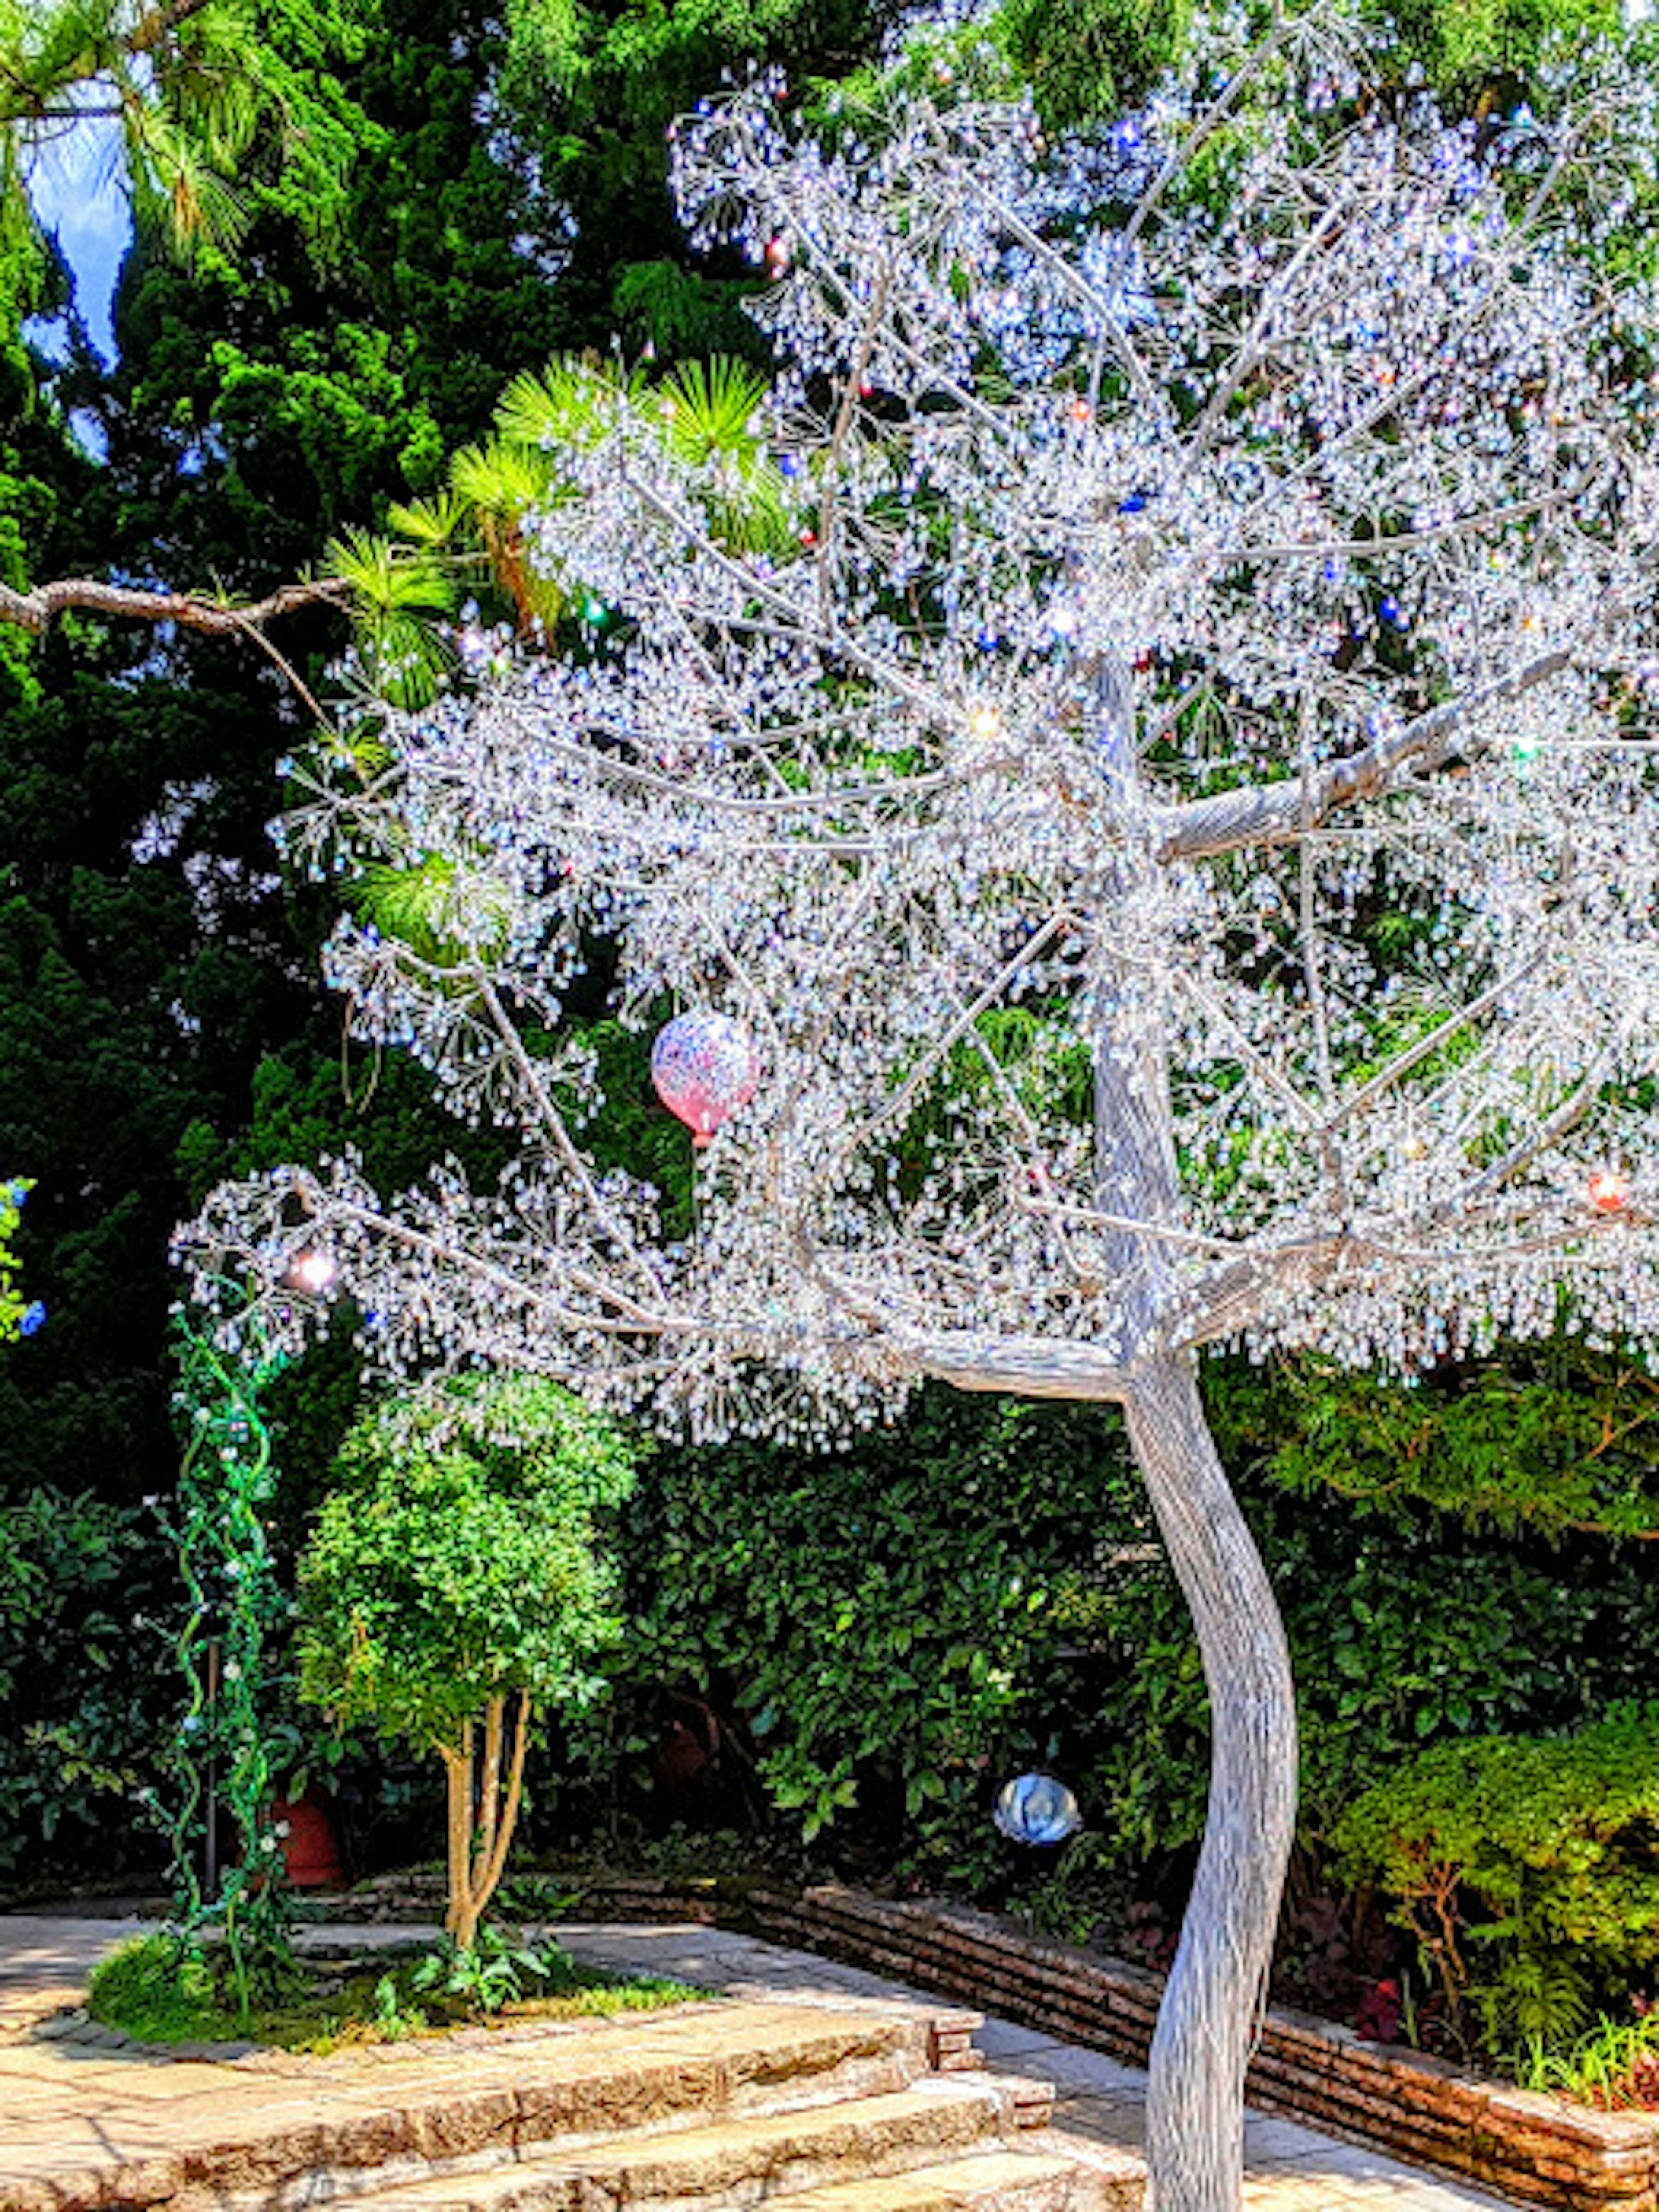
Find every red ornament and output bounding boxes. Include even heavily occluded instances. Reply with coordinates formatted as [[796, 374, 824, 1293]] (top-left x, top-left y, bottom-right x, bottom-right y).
[[652, 1011, 759, 1146], [1589, 1167, 1630, 1213]]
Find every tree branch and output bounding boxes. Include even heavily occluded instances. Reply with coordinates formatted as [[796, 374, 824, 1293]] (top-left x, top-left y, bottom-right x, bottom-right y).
[[912, 1330, 1135, 1403], [0, 574, 349, 637], [127, 0, 218, 56], [1155, 645, 1572, 863]]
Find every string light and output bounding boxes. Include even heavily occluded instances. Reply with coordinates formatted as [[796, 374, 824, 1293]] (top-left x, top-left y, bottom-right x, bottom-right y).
[[287, 1249, 339, 1296]]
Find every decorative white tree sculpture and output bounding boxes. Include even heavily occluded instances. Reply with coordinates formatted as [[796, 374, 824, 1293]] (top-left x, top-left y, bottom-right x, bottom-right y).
[[186, 7, 1659, 2203]]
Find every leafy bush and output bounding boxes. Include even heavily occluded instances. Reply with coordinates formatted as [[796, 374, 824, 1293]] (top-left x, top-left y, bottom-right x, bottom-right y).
[[1213, 1349, 1659, 1542], [1332, 1708, 1659, 2052], [299, 1373, 638, 1945], [407, 1926, 576, 2016], [0, 1485, 178, 1883], [549, 1374, 1659, 1927], [1051, 1365, 1659, 1889], [88, 1932, 217, 2043], [564, 1387, 1147, 1879]]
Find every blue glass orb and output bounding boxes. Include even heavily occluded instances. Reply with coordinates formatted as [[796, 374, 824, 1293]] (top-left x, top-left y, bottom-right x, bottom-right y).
[[994, 1772, 1081, 1846]]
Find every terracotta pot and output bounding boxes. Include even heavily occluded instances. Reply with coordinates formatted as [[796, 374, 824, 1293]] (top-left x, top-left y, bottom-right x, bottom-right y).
[[271, 1791, 345, 1887]]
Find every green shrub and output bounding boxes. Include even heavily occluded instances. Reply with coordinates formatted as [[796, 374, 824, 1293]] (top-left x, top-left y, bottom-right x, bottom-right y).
[[88, 1932, 215, 2042], [0, 1485, 178, 1883], [299, 1373, 638, 1946], [551, 1376, 1659, 1907], [1332, 1708, 1659, 2052], [566, 1387, 1146, 1880]]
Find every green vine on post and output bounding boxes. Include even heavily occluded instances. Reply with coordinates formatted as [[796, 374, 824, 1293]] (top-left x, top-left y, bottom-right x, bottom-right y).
[[167, 1298, 296, 2021]]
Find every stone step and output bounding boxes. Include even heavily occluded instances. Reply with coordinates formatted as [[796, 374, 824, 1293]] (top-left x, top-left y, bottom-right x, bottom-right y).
[[5, 2001, 952, 2212], [734, 2145, 1137, 2212], [324, 2077, 1036, 2212]]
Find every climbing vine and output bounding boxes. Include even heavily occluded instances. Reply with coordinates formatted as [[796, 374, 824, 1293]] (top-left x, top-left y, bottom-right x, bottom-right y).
[[167, 1300, 296, 2016]]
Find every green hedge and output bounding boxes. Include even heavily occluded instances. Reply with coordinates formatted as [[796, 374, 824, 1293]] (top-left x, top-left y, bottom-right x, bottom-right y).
[[1332, 1709, 1659, 2050], [0, 1485, 178, 1883]]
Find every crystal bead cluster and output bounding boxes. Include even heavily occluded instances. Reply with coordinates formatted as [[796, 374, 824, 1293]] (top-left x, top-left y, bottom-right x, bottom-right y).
[[181, 1, 1659, 1437]]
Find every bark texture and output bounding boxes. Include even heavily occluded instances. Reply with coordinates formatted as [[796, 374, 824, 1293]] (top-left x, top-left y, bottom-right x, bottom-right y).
[[1126, 1360, 1298, 2212], [439, 1691, 534, 1949], [0, 575, 343, 636], [1086, 647, 1299, 2211]]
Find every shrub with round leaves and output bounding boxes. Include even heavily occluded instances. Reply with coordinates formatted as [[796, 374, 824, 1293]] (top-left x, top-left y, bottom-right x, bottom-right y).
[[298, 1374, 639, 1751], [1332, 1706, 1659, 2049]]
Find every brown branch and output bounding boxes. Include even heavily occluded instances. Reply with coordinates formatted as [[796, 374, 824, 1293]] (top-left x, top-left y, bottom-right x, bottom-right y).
[[475, 1695, 504, 1886], [439, 1739, 470, 1940], [0, 574, 349, 638], [127, 0, 218, 55], [474, 1692, 533, 1921]]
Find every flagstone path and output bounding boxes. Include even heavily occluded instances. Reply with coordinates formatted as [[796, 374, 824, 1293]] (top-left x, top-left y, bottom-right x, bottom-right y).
[[0, 1912, 1519, 2210]]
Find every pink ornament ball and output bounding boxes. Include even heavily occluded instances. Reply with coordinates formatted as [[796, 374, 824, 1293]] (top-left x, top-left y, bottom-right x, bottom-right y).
[[651, 1011, 759, 1146]]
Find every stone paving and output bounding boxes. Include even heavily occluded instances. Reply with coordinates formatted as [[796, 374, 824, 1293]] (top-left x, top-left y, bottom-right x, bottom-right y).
[[0, 1913, 1519, 2210]]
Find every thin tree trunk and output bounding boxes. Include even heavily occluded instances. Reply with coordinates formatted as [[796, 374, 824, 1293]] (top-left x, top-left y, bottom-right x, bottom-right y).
[[1125, 1357, 1298, 2212], [476, 1698, 504, 1885], [441, 1734, 474, 1944], [437, 1697, 533, 1951], [1082, 645, 1301, 2212], [472, 1692, 533, 1921]]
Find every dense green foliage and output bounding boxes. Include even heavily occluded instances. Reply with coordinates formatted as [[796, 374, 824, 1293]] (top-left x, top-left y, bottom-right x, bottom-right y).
[[1, 0, 366, 269], [1217, 1350, 1659, 1541], [4, 2, 1659, 2079], [299, 1376, 637, 1747], [0, 1485, 177, 1878], [569, 1391, 1147, 1875], [554, 1381, 1659, 1910], [1333, 1710, 1659, 2050], [1044, 1451, 1659, 1874]]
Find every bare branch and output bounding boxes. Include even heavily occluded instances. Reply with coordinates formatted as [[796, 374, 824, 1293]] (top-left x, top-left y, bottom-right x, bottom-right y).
[[0, 573, 349, 638], [1155, 646, 1573, 863]]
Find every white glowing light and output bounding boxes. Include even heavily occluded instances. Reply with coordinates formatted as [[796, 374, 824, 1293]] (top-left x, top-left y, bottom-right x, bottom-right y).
[[289, 1250, 339, 1296]]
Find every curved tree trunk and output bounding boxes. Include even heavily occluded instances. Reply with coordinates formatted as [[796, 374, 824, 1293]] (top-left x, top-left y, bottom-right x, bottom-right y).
[[1081, 646, 1299, 2207], [1125, 1357, 1299, 2212]]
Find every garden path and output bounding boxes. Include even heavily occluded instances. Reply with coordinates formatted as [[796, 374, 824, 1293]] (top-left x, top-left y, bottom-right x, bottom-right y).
[[0, 1913, 1518, 2211]]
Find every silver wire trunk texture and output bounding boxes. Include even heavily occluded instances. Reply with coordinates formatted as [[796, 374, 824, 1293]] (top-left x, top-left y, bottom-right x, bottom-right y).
[[1127, 1357, 1299, 2212]]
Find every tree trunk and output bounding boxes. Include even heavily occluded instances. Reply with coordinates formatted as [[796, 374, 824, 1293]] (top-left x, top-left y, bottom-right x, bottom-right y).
[[438, 1694, 534, 1952], [442, 1726, 477, 1947], [1078, 645, 1299, 2210], [1125, 1357, 1298, 2212]]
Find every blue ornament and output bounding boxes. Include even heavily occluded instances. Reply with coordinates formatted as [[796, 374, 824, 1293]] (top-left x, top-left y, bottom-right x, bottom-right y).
[[994, 1772, 1081, 1846], [19, 1301, 45, 1338]]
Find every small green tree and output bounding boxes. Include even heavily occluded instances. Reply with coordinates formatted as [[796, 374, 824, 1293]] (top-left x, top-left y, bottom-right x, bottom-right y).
[[298, 1373, 637, 1948]]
